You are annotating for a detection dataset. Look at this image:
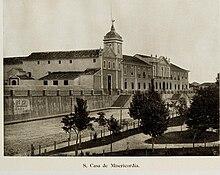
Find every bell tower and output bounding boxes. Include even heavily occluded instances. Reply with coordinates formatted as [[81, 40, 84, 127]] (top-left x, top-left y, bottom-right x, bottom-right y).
[[103, 20, 123, 59], [102, 20, 123, 92]]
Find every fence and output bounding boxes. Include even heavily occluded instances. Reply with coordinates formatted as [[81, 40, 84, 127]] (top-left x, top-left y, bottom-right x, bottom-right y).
[[29, 119, 140, 156]]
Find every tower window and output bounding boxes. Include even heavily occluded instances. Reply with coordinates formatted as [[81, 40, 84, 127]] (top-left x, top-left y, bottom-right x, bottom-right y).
[[103, 60, 106, 68], [37, 61, 40, 64], [70, 60, 72, 63], [117, 44, 120, 54], [138, 83, 141, 89], [108, 61, 111, 69], [93, 59, 96, 63], [170, 83, 172, 89], [48, 60, 50, 64], [112, 62, 115, 69], [156, 82, 158, 89], [59, 60, 61, 64]]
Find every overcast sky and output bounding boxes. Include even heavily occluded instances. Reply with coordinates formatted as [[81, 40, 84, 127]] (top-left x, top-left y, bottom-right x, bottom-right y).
[[3, 0, 220, 83]]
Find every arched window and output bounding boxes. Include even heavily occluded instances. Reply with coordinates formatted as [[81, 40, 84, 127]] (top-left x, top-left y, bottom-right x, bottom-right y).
[[12, 80, 17, 85]]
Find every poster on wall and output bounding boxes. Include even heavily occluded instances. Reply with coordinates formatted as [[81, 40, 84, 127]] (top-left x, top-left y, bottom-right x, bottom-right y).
[[13, 98, 30, 115]]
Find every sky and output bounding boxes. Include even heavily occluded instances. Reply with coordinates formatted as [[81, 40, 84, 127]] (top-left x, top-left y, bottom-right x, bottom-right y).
[[3, 0, 220, 83]]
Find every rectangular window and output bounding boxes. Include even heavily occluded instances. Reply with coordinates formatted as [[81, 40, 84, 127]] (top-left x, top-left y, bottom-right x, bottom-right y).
[[59, 60, 61, 64], [108, 61, 111, 69], [64, 80, 68, 85], [131, 82, 134, 89], [103, 60, 106, 68], [70, 60, 72, 63], [131, 66, 134, 75], [117, 44, 120, 54], [93, 59, 96, 63], [37, 61, 40, 64], [124, 82, 127, 89], [53, 80, 58, 85], [43, 80, 48, 85], [144, 83, 146, 89], [48, 60, 50, 64], [112, 62, 115, 69], [138, 83, 141, 89], [143, 72, 146, 78]]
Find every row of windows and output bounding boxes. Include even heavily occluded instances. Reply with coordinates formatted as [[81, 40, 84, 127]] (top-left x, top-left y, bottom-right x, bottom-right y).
[[124, 82, 151, 90], [37, 59, 97, 65], [43, 80, 68, 86], [103, 60, 119, 70], [124, 82, 188, 90]]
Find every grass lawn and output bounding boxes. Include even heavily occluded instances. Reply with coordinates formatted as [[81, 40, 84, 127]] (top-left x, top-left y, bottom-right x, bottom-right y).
[[145, 130, 219, 144], [91, 147, 219, 156]]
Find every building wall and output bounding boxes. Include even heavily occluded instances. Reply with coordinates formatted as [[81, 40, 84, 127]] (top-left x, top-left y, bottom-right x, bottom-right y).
[[123, 63, 152, 91], [22, 57, 101, 79], [79, 75, 94, 89]]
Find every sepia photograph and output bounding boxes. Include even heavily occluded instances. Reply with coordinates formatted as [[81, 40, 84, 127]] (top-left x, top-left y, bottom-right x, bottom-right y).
[[3, 0, 219, 160]]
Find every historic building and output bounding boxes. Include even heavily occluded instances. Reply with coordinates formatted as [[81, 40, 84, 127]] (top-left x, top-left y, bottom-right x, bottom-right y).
[[4, 21, 189, 93]]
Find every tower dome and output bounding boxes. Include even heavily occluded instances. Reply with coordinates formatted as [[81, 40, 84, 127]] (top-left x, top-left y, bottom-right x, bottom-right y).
[[104, 21, 123, 42]]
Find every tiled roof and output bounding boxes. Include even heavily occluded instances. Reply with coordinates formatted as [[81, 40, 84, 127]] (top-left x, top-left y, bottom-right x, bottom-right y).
[[39, 71, 83, 80], [17, 75, 34, 80], [39, 68, 100, 80], [4, 57, 25, 65], [170, 63, 189, 72], [83, 68, 101, 75], [123, 55, 151, 66], [26, 49, 102, 61]]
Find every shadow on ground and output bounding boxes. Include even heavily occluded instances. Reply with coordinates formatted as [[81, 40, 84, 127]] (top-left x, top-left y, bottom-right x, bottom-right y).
[[145, 130, 219, 144]]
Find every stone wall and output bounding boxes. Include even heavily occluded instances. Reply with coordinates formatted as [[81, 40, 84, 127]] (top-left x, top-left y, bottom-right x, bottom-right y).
[[4, 89, 118, 123]]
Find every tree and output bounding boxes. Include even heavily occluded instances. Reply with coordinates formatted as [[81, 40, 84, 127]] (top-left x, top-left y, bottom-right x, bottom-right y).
[[129, 89, 170, 152], [175, 97, 188, 129], [107, 115, 122, 134], [129, 90, 145, 126], [176, 97, 188, 119], [185, 84, 219, 147], [95, 112, 107, 137], [106, 115, 122, 152], [61, 98, 93, 156]]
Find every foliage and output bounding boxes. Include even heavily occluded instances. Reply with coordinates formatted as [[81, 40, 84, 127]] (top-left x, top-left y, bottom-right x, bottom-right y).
[[186, 84, 219, 131], [129, 91, 145, 121], [61, 98, 94, 155], [185, 84, 219, 147], [140, 89, 170, 138], [176, 97, 188, 119], [107, 115, 122, 134], [95, 112, 107, 127], [129, 89, 169, 151]]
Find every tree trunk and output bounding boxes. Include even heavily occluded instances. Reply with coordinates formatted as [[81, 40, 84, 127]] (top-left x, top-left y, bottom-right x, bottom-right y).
[[152, 137, 155, 153], [192, 133, 197, 149], [79, 132, 81, 148], [69, 132, 71, 141], [75, 133, 79, 156]]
